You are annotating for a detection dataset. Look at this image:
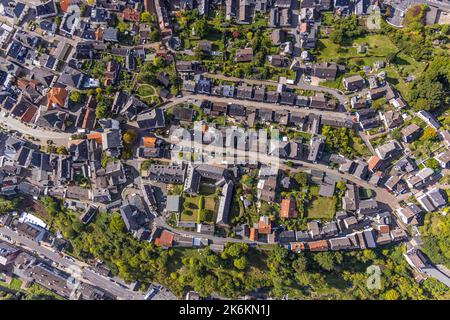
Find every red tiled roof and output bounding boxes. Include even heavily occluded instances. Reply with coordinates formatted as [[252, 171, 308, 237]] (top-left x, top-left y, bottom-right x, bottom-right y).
[[123, 8, 140, 22], [155, 230, 174, 247], [291, 242, 306, 252], [378, 225, 390, 234], [143, 137, 157, 148], [280, 198, 297, 219], [368, 155, 381, 171], [87, 132, 102, 144], [20, 105, 37, 123], [249, 228, 258, 241], [308, 240, 329, 252]]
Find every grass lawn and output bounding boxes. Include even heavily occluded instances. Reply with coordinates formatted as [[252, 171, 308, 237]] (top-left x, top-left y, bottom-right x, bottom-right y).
[[180, 195, 217, 223], [307, 186, 337, 220], [203, 197, 218, 222], [353, 136, 372, 157], [316, 39, 357, 62], [321, 74, 345, 90], [180, 196, 200, 222], [137, 84, 156, 97], [353, 34, 398, 56], [9, 278, 23, 291], [307, 196, 337, 220]]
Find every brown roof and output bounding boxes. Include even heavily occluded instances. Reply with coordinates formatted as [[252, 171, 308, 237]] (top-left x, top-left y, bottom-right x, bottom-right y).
[[82, 108, 96, 130], [47, 87, 68, 109], [378, 225, 390, 234], [155, 230, 174, 247], [280, 198, 297, 219], [290, 242, 306, 252], [87, 132, 102, 144], [258, 216, 272, 234], [249, 228, 258, 241], [308, 240, 329, 251], [123, 8, 140, 21], [60, 0, 71, 12], [368, 155, 381, 171], [143, 137, 157, 148], [20, 105, 38, 123]]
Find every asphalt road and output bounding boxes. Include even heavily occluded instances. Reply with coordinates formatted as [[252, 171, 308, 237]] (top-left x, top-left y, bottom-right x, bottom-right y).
[[0, 226, 145, 300], [0, 115, 71, 146]]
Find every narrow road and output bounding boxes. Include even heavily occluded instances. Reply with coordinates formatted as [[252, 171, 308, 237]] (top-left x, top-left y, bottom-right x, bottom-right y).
[[0, 226, 144, 300]]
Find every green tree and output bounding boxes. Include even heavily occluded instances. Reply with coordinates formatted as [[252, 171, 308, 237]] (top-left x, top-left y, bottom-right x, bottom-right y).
[[118, 21, 129, 33], [193, 18, 208, 38], [123, 129, 137, 146], [385, 289, 400, 300], [149, 29, 161, 42], [233, 256, 248, 270], [109, 212, 125, 233], [56, 146, 68, 155], [0, 197, 16, 214], [70, 91, 82, 103], [425, 158, 440, 170]]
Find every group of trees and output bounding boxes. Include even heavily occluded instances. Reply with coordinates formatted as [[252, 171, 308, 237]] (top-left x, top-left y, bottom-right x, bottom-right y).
[[0, 196, 18, 215], [381, 20, 433, 61], [321, 126, 368, 159], [329, 15, 365, 45], [141, 12, 161, 42], [420, 212, 450, 269], [409, 55, 450, 112], [40, 196, 170, 286]]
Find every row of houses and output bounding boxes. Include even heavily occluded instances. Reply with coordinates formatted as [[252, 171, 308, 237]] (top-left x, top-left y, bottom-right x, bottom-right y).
[[0, 239, 111, 300]]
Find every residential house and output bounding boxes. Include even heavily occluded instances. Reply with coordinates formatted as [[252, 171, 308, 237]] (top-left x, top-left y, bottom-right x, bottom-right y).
[[307, 137, 324, 162], [406, 167, 435, 189], [417, 110, 441, 130], [235, 48, 253, 63], [308, 240, 329, 252], [216, 180, 234, 226], [416, 188, 448, 212], [401, 124, 422, 143], [375, 140, 402, 161], [312, 62, 338, 81], [381, 110, 403, 130], [280, 198, 297, 219], [397, 203, 422, 225], [435, 150, 450, 169], [343, 75, 365, 91]]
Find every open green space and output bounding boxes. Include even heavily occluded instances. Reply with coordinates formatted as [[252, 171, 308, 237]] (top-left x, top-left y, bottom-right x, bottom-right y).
[[306, 185, 337, 220], [180, 194, 217, 223], [307, 196, 337, 220]]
